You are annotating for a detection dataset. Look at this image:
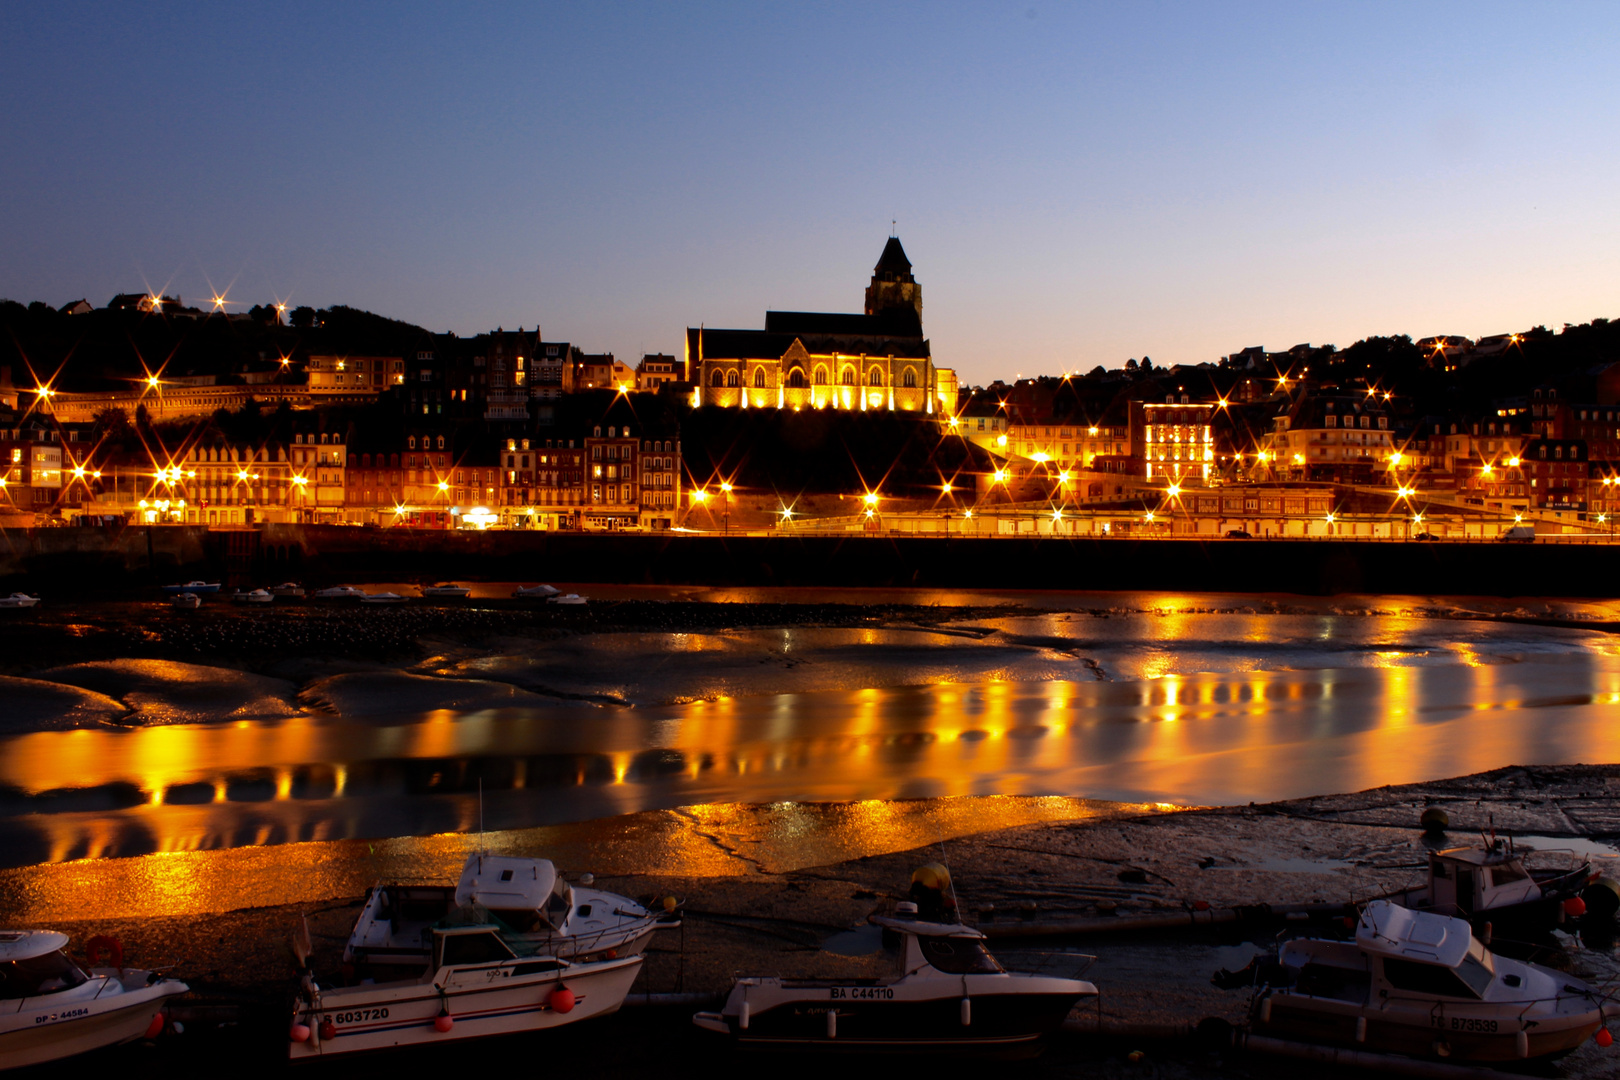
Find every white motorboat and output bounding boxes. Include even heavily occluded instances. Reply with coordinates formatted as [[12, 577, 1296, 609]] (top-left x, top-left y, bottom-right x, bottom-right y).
[[360, 592, 406, 605], [268, 582, 305, 598], [159, 580, 219, 594], [0, 930, 188, 1070], [513, 584, 560, 598], [693, 902, 1096, 1056], [546, 594, 587, 605], [290, 927, 643, 1059], [420, 583, 471, 598], [0, 593, 40, 609], [231, 589, 274, 605], [313, 586, 364, 599], [1372, 838, 1596, 941], [170, 592, 201, 609], [1232, 900, 1607, 1063], [344, 854, 678, 981]]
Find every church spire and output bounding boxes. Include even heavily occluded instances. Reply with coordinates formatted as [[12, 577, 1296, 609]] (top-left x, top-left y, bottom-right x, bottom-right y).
[[865, 236, 921, 320]]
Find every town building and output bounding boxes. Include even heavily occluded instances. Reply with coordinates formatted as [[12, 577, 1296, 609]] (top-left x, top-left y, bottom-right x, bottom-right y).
[[635, 353, 685, 391], [307, 355, 395, 403], [688, 237, 957, 415]]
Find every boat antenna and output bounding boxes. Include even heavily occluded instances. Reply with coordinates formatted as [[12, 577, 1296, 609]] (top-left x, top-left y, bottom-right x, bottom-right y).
[[479, 778, 486, 858], [933, 823, 963, 925]]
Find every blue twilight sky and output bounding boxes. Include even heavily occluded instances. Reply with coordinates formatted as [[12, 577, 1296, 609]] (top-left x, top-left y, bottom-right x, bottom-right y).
[[2, 3, 1618, 385]]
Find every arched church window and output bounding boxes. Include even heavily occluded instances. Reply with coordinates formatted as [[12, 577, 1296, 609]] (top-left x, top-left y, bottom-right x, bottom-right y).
[[753, 368, 766, 388], [868, 369, 883, 387], [726, 370, 739, 387], [841, 368, 855, 386], [814, 367, 828, 385], [711, 369, 725, 387], [902, 369, 917, 388], [788, 368, 806, 388]]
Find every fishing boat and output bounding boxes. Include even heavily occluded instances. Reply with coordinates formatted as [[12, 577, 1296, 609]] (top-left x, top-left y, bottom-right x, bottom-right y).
[[546, 594, 587, 605], [290, 930, 641, 1059], [1376, 838, 1597, 939], [170, 592, 201, 609], [0, 593, 40, 609], [420, 583, 472, 598], [1228, 900, 1608, 1063], [231, 588, 274, 604], [268, 582, 305, 598], [693, 901, 1096, 1056], [513, 584, 560, 598], [360, 592, 406, 605], [0, 930, 188, 1070], [343, 854, 677, 982], [313, 586, 364, 599], [159, 581, 219, 594]]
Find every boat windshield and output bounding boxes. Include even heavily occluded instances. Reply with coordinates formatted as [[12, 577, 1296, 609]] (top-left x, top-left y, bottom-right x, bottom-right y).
[[0, 952, 89, 999], [919, 936, 1003, 975], [1383, 955, 1491, 1000]]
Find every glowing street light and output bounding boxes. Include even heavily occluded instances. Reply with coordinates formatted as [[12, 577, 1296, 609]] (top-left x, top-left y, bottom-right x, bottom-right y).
[[863, 492, 880, 507], [691, 489, 707, 503], [993, 469, 1007, 484], [941, 482, 953, 494], [1165, 483, 1182, 499], [720, 482, 733, 494]]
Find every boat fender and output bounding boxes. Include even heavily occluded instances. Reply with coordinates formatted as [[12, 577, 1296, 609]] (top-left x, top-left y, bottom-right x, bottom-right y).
[[1354, 1016, 1366, 1043], [1432, 1040, 1451, 1057], [826, 1009, 837, 1039], [319, 1020, 336, 1041], [960, 997, 971, 1027], [1563, 896, 1587, 918], [170, 1021, 184, 1036], [86, 934, 124, 971], [738, 1000, 750, 1030], [289, 1022, 310, 1044], [549, 986, 576, 1014], [146, 1013, 167, 1040], [434, 1010, 453, 1033], [1596, 1027, 1613, 1048], [1515, 1030, 1530, 1058], [1481, 922, 1492, 946], [1258, 997, 1271, 1024]]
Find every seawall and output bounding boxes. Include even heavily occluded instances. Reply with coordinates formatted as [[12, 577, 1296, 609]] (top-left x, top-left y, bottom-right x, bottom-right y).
[[0, 523, 1613, 598]]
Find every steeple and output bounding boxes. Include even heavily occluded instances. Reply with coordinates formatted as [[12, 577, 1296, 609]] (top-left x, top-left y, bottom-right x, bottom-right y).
[[865, 236, 922, 321]]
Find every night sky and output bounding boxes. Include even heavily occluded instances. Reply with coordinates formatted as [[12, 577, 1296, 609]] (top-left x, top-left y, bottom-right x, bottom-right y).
[[2, 3, 1617, 384]]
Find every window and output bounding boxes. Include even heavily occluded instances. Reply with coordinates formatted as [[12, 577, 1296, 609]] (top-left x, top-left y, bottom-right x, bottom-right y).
[[437, 931, 514, 967], [1382, 957, 1489, 999], [841, 368, 855, 386], [869, 369, 883, 386], [814, 367, 828, 385], [753, 368, 766, 388], [903, 369, 917, 388], [918, 937, 1002, 974], [726, 370, 739, 387], [711, 369, 724, 387], [788, 368, 806, 388], [0, 952, 89, 999]]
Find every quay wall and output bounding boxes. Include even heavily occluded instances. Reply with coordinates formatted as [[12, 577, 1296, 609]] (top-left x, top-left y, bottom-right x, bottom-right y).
[[0, 524, 1614, 598]]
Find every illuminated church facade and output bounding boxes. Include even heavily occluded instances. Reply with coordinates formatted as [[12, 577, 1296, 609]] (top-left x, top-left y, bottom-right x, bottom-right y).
[[687, 237, 957, 415]]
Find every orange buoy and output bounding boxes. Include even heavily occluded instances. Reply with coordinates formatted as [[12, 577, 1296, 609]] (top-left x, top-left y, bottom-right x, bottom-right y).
[[289, 1022, 311, 1043], [1564, 896, 1587, 918], [146, 1013, 166, 1039], [549, 986, 576, 1014], [85, 935, 124, 971], [663, 896, 678, 913], [434, 1011, 454, 1033], [1596, 1027, 1613, 1048], [319, 1020, 336, 1041]]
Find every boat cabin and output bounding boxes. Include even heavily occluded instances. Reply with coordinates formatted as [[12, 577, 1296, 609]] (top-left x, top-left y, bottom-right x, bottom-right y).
[[1428, 844, 1540, 916], [0, 931, 87, 1000], [872, 905, 1004, 977], [456, 855, 574, 933], [1279, 902, 1499, 1009]]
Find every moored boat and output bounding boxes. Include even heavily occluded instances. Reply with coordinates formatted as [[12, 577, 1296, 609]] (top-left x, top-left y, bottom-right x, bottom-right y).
[[0, 593, 39, 609], [513, 584, 560, 598], [268, 582, 305, 598], [232, 588, 274, 604], [360, 592, 406, 604], [547, 593, 587, 605], [170, 592, 201, 609], [0, 930, 188, 1070], [312, 586, 364, 599], [1374, 838, 1596, 941], [344, 854, 677, 981], [693, 901, 1096, 1056], [1227, 900, 1608, 1063], [159, 580, 219, 594], [420, 583, 472, 598], [290, 927, 643, 1058]]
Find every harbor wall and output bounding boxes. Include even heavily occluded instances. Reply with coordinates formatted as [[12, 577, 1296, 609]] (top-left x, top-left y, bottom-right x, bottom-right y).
[[0, 523, 1614, 598]]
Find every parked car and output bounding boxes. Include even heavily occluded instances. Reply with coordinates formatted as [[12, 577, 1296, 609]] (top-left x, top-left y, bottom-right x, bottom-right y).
[[1225, 529, 1252, 539], [1499, 525, 1535, 542]]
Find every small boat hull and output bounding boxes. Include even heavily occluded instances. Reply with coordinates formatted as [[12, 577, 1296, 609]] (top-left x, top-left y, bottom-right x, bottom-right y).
[[0, 973, 186, 1070], [290, 954, 643, 1059], [1256, 998, 1601, 1063]]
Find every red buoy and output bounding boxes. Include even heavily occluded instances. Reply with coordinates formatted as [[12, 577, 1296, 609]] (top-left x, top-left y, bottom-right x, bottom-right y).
[[146, 1013, 167, 1040], [1596, 1027, 1613, 1048], [319, 1021, 337, 1041], [549, 986, 576, 1014], [85, 935, 124, 971], [289, 1022, 310, 1043], [434, 1012, 454, 1033], [1564, 896, 1588, 918]]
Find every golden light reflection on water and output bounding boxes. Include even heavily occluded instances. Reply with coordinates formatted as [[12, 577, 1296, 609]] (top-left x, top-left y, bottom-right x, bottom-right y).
[[0, 795, 1145, 923]]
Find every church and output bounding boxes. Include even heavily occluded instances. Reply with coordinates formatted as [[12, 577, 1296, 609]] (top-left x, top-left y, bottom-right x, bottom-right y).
[[687, 237, 957, 415]]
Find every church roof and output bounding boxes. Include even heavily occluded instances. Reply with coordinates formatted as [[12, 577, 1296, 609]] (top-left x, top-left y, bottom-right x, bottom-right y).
[[696, 327, 930, 362], [765, 309, 922, 338], [874, 236, 912, 276]]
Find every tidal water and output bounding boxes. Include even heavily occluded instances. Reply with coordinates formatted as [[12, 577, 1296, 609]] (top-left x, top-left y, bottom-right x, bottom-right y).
[[3, 591, 1619, 874]]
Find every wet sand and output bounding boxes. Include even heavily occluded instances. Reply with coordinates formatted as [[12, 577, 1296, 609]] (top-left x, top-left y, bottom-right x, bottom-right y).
[[13, 765, 1620, 1079]]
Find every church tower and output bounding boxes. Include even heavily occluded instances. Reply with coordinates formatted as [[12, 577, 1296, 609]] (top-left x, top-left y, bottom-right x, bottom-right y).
[[864, 236, 922, 321]]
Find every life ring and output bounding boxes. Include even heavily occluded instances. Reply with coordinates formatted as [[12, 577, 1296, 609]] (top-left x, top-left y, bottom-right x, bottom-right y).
[[85, 935, 124, 970]]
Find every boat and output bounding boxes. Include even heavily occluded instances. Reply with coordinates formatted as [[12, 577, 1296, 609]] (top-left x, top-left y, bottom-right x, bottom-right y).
[[420, 583, 472, 598], [290, 890, 647, 1058], [0, 593, 40, 609], [343, 854, 678, 982], [313, 586, 365, 599], [170, 592, 201, 609], [360, 592, 406, 605], [159, 581, 220, 594], [547, 594, 587, 605], [513, 584, 560, 598], [692, 900, 1096, 1056], [232, 589, 274, 605], [0, 930, 188, 1070], [268, 583, 306, 598], [1374, 838, 1597, 940], [1223, 900, 1607, 1063]]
